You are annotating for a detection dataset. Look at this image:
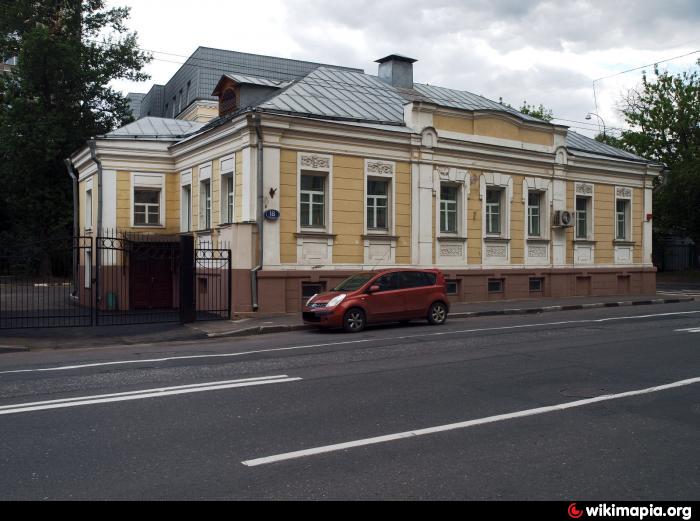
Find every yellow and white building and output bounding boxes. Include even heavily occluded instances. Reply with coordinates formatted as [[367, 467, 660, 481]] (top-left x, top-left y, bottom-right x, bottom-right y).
[[71, 53, 661, 313]]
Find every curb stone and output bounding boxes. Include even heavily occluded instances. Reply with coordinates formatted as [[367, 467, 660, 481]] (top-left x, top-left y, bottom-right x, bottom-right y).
[[206, 296, 696, 339]]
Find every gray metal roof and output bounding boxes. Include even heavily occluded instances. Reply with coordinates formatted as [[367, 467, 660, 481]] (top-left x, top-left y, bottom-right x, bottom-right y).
[[259, 67, 412, 124], [259, 66, 549, 126], [221, 74, 291, 89], [412, 83, 545, 123], [132, 47, 363, 119], [105, 117, 205, 139], [565, 132, 647, 162], [258, 66, 649, 163]]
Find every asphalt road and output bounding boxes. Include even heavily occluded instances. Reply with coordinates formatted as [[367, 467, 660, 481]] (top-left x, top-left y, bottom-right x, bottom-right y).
[[0, 301, 699, 500]]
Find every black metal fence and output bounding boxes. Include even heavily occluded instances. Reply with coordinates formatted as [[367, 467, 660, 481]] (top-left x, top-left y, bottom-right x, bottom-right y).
[[195, 248, 232, 321], [0, 236, 93, 329], [0, 231, 232, 330]]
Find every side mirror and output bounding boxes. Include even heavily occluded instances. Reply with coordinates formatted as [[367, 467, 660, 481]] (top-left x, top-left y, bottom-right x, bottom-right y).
[[368, 285, 381, 294]]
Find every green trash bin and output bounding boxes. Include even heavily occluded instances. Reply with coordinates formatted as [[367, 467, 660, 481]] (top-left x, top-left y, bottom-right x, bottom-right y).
[[106, 292, 118, 311]]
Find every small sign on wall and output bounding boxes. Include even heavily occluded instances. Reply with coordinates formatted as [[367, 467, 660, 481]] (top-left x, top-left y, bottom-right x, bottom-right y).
[[264, 209, 281, 221]]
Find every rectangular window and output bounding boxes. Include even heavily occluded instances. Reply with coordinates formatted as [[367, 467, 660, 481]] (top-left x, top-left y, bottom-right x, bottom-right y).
[[200, 180, 211, 230], [300, 175, 325, 228], [85, 189, 93, 230], [616, 199, 630, 240], [181, 185, 192, 232], [302, 282, 326, 302], [488, 278, 504, 294], [527, 191, 542, 237], [440, 184, 459, 234], [134, 189, 161, 226], [446, 280, 459, 296], [221, 173, 234, 224], [367, 179, 389, 230], [486, 189, 502, 235], [529, 277, 544, 292], [576, 196, 589, 240]]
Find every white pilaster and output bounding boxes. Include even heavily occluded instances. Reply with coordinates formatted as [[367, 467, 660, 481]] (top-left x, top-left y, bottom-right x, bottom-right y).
[[262, 147, 281, 267], [552, 179, 567, 266]]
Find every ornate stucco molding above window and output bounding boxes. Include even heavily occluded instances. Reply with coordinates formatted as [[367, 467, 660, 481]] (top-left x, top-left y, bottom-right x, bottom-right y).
[[300, 154, 331, 171], [366, 161, 394, 177], [576, 183, 594, 195], [616, 187, 633, 199]]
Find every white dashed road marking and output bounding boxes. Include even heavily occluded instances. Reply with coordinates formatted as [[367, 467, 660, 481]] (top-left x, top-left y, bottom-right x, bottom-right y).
[[242, 377, 700, 467]]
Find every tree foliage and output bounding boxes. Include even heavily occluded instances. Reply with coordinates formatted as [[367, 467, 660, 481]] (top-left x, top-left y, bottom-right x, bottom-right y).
[[0, 0, 150, 253], [518, 101, 554, 122], [608, 62, 700, 244]]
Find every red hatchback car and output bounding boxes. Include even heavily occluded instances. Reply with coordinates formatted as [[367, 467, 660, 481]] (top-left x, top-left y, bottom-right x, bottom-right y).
[[303, 269, 449, 333]]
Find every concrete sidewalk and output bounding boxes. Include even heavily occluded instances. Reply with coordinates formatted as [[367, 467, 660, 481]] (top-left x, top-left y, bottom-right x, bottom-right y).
[[192, 293, 698, 339], [1, 293, 696, 352]]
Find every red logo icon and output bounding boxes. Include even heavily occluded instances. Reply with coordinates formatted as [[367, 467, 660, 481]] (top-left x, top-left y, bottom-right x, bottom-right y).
[[568, 503, 584, 519]]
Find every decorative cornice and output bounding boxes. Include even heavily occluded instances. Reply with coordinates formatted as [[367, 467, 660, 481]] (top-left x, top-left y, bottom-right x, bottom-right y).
[[616, 187, 633, 199], [435, 166, 451, 178], [366, 161, 394, 176], [575, 183, 594, 195], [300, 154, 331, 170]]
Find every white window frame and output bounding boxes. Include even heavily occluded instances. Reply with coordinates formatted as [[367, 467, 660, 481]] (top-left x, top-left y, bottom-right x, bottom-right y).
[[220, 156, 235, 225], [300, 174, 326, 229], [480, 172, 513, 266], [180, 170, 192, 233], [486, 187, 504, 237], [576, 195, 593, 240], [295, 154, 334, 265], [84, 179, 93, 231], [616, 197, 631, 241], [130, 173, 165, 228], [440, 182, 460, 235], [200, 179, 212, 231], [527, 190, 544, 238], [84, 249, 92, 289], [363, 160, 396, 237], [367, 178, 390, 231]]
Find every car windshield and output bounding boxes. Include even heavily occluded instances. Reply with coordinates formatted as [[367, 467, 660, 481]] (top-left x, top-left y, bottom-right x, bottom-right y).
[[333, 273, 375, 292]]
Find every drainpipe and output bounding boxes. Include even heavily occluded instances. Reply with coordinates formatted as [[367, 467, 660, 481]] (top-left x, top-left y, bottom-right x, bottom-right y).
[[64, 159, 79, 297], [88, 140, 103, 235], [250, 113, 265, 311]]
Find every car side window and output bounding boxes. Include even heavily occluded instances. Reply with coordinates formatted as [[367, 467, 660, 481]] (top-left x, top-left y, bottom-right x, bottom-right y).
[[399, 272, 431, 289], [374, 273, 398, 292]]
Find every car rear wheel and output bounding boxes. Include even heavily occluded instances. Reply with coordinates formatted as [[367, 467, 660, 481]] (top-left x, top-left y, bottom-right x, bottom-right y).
[[343, 308, 366, 333], [427, 302, 448, 326]]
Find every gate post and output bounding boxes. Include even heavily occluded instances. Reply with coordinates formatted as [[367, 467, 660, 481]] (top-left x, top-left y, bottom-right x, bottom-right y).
[[180, 235, 196, 324]]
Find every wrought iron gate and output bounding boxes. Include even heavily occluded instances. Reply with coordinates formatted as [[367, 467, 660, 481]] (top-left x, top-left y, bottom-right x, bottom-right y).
[[194, 247, 232, 322], [0, 232, 231, 330], [0, 236, 93, 329]]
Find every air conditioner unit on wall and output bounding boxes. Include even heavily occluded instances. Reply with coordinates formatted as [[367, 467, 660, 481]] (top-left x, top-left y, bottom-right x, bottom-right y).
[[553, 210, 575, 228]]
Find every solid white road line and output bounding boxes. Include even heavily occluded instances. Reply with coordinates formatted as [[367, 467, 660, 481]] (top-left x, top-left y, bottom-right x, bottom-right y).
[[242, 376, 700, 467], [0, 375, 301, 416], [2, 310, 700, 376]]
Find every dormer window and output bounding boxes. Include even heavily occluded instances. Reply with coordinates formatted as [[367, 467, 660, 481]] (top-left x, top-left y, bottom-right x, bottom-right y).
[[220, 88, 237, 116]]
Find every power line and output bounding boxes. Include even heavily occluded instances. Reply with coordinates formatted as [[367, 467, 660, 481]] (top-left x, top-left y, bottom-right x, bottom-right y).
[[593, 48, 700, 83]]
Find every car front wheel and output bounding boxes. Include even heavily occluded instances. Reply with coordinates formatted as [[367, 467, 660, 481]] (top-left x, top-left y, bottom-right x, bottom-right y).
[[427, 302, 448, 326], [343, 308, 366, 333]]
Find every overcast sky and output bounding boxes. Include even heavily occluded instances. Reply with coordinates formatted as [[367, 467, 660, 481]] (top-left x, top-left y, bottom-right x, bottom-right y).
[[107, 0, 700, 137]]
